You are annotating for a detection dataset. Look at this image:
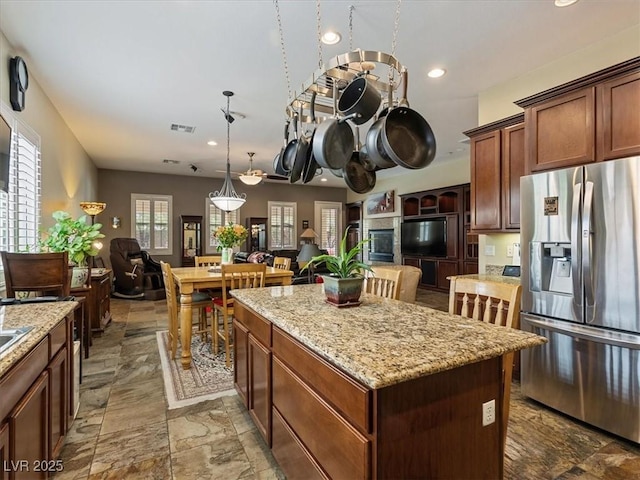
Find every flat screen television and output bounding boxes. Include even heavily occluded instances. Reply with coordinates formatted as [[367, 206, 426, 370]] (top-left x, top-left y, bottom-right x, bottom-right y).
[[401, 219, 447, 257], [0, 114, 11, 193]]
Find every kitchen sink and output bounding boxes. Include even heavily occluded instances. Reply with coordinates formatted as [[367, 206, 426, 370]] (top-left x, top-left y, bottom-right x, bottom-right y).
[[0, 326, 34, 356]]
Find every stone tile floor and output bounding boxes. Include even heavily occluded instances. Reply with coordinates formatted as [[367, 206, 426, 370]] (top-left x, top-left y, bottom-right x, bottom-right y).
[[54, 292, 640, 479]]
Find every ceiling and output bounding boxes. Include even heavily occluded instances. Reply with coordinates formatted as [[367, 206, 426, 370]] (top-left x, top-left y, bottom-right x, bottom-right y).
[[1, 0, 638, 189]]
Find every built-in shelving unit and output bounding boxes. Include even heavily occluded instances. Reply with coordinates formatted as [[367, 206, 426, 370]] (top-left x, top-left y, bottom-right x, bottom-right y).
[[400, 183, 475, 292]]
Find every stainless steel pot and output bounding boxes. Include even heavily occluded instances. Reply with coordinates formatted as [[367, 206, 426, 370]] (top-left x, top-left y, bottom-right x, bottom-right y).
[[338, 76, 381, 126]]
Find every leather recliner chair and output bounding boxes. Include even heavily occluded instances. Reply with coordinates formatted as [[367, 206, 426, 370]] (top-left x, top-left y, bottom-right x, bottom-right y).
[[110, 238, 164, 300]]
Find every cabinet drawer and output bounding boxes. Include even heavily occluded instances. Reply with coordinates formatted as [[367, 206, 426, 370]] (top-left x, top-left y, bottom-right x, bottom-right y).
[[234, 303, 271, 347], [0, 338, 48, 422], [272, 327, 371, 433], [273, 357, 370, 480], [49, 318, 67, 358], [272, 407, 327, 480]]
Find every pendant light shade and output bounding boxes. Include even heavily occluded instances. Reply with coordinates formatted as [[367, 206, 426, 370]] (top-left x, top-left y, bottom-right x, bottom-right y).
[[209, 91, 246, 213], [239, 152, 263, 185]]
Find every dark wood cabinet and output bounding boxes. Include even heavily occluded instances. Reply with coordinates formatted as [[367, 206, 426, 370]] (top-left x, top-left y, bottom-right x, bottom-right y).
[[180, 215, 202, 266], [515, 57, 640, 173], [234, 304, 272, 445], [48, 347, 68, 460], [345, 202, 362, 258], [464, 114, 524, 233], [11, 371, 49, 480], [72, 269, 112, 333], [0, 314, 74, 475], [245, 217, 267, 252]]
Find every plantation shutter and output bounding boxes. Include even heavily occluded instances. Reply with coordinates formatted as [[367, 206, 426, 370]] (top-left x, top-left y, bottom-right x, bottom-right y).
[[268, 202, 297, 250]]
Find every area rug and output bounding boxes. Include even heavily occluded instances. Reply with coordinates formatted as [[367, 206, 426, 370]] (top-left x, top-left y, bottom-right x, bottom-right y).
[[156, 331, 235, 409]]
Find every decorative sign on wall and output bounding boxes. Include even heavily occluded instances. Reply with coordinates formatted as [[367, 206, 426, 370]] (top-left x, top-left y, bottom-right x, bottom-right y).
[[366, 190, 395, 216]]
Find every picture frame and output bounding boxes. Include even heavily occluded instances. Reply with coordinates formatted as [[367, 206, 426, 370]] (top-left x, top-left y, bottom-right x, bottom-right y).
[[366, 190, 395, 216]]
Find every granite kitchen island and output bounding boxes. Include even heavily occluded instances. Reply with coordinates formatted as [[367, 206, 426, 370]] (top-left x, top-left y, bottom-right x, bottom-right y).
[[231, 284, 546, 479]]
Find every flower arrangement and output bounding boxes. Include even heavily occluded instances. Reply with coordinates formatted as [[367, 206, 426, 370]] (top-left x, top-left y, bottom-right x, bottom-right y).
[[213, 223, 248, 250]]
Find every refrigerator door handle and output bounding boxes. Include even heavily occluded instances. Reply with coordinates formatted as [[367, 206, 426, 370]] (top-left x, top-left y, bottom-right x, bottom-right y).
[[582, 181, 595, 309], [571, 181, 582, 314], [523, 315, 640, 350]]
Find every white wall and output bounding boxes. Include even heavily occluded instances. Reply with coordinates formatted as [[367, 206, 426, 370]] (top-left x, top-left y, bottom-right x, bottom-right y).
[[0, 29, 98, 230]]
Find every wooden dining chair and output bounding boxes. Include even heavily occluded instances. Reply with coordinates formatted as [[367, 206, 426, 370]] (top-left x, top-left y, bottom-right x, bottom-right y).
[[272, 256, 291, 270], [160, 261, 214, 359], [364, 267, 402, 299], [213, 263, 266, 367], [194, 255, 222, 267], [1, 251, 71, 297], [448, 276, 522, 450]]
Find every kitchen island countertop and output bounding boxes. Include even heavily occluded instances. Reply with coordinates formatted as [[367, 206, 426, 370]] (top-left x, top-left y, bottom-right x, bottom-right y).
[[231, 284, 545, 389], [0, 302, 77, 377]]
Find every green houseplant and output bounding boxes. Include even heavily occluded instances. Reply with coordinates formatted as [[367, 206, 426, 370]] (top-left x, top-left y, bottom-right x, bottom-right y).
[[301, 226, 372, 305], [40, 210, 105, 288]]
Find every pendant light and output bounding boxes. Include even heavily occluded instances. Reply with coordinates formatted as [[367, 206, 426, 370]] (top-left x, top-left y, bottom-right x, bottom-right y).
[[209, 91, 246, 212]]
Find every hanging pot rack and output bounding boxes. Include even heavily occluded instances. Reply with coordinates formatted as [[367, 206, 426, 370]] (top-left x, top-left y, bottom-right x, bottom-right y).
[[288, 49, 406, 120]]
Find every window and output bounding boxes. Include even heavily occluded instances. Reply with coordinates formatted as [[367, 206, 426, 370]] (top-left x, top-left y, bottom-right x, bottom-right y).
[[268, 201, 296, 250], [131, 193, 172, 255], [205, 199, 239, 253], [314, 201, 342, 255], [0, 107, 41, 257]]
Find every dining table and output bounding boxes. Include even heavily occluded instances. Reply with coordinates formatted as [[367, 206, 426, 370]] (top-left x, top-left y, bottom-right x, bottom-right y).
[[170, 265, 293, 369]]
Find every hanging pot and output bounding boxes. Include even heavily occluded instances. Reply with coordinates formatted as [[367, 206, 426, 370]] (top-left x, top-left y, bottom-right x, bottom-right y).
[[379, 70, 437, 169], [338, 75, 381, 126], [274, 119, 291, 176], [312, 84, 357, 170], [289, 103, 312, 183], [365, 90, 396, 169], [342, 156, 376, 194], [359, 144, 379, 172]]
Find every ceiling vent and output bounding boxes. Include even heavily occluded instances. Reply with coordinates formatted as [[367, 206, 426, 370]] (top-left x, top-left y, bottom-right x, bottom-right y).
[[170, 124, 196, 133], [162, 159, 180, 165]]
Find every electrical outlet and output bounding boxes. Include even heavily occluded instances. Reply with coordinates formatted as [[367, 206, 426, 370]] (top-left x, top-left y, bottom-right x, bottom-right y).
[[484, 245, 495, 256], [506, 245, 514, 257], [482, 399, 496, 426]]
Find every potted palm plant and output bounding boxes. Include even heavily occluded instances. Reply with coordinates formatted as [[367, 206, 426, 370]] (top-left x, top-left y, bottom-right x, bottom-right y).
[[40, 210, 105, 288], [301, 226, 372, 306]]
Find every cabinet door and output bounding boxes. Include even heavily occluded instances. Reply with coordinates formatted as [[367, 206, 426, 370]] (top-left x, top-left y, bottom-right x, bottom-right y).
[[437, 261, 458, 291], [502, 124, 525, 229], [470, 130, 502, 230], [0, 422, 9, 480], [249, 335, 272, 445], [98, 276, 111, 327], [233, 319, 249, 408], [48, 347, 68, 460], [526, 87, 596, 172], [598, 71, 640, 161], [10, 372, 49, 480]]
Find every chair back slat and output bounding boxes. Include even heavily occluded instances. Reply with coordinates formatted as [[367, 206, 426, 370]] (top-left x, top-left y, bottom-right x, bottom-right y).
[[220, 263, 266, 304], [365, 267, 402, 300], [160, 261, 179, 358]]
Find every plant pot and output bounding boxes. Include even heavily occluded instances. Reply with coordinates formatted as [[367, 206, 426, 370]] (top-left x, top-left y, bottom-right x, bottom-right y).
[[70, 266, 89, 289], [220, 248, 234, 265], [321, 275, 364, 305]]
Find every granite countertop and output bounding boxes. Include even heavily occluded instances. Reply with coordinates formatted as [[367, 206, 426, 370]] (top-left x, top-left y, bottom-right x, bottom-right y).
[[0, 302, 78, 377], [231, 284, 546, 389], [449, 274, 522, 286]]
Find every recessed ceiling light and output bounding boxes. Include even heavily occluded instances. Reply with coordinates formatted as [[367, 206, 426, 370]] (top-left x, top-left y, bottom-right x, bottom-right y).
[[321, 31, 341, 45], [555, 0, 579, 7], [320, 178, 328, 182], [427, 68, 446, 79], [207, 140, 217, 146]]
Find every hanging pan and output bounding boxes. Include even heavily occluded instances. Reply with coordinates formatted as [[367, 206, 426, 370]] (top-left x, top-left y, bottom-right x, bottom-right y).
[[380, 70, 437, 169], [312, 83, 358, 170], [302, 92, 321, 184], [342, 156, 376, 194], [282, 113, 299, 174], [289, 104, 312, 184], [274, 118, 291, 176], [365, 81, 396, 170]]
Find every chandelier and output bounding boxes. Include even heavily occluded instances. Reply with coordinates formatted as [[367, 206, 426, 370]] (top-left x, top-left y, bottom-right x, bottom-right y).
[[239, 152, 263, 186], [209, 91, 246, 213]]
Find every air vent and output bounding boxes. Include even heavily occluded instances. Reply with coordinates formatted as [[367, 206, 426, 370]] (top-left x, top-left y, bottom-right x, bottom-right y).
[[162, 159, 180, 165], [170, 124, 196, 133]]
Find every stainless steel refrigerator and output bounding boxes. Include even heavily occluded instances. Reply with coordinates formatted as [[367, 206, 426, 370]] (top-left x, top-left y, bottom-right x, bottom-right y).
[[520, 155, 640, 443]]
